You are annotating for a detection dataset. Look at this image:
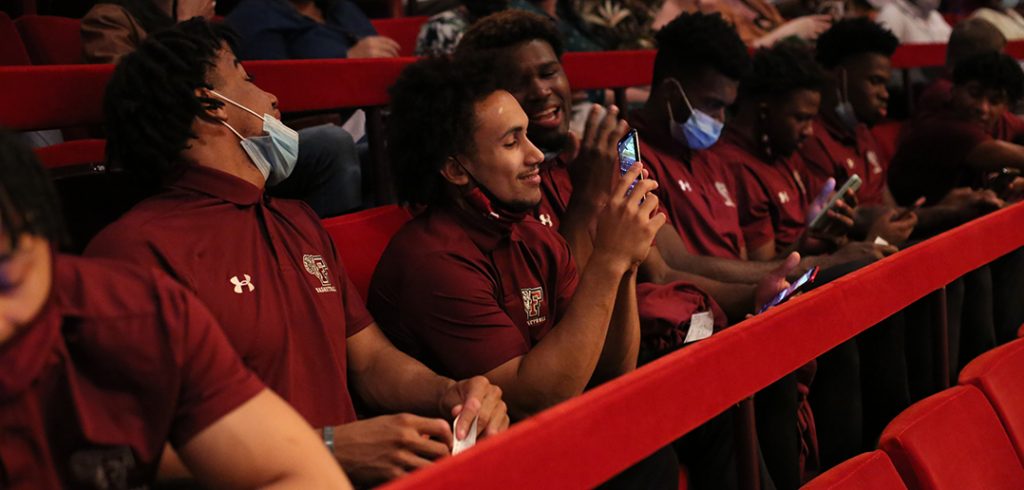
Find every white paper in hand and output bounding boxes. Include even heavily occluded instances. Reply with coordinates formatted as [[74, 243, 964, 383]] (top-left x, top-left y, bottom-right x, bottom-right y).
[[873, 236, 890, 246], [451, 414, 478, 456], [684, 311, 715, 344]]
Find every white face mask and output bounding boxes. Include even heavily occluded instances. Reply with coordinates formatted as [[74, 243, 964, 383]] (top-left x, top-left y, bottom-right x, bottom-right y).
[[210, 90, 299, 186], [834, 68, 860, 131], [665, 78, 724, 150]]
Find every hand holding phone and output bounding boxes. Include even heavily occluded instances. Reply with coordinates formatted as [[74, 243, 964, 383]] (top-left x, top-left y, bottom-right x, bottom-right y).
[[757, 266, 820, 314], [617, 129, 643, 197], [808, 174, 862, 231]]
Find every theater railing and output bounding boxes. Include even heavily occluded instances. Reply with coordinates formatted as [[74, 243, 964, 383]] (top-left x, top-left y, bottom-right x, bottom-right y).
[[381, 202, 1024, 489]]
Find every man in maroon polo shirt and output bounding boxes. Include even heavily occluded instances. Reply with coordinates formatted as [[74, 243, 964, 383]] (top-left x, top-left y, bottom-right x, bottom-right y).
[[371, 55, 680, 489], [454, 11, 800, 343], [84, 20, 508, 487], [0, 131, 349, 489]]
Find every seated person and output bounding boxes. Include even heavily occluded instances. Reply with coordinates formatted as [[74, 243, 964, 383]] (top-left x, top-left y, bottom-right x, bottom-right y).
[[415, 0, 509, 56], [874, 0, 951, 44], [653, 0, 832, 47], [84, 19, 508, 488], [800, 18, 920, 245], [369, 55, 679, 489], [226, 0, 401, 59], [0, 130, 350, 489], [888, 52, 1024, 207], [81, 0, 364, 217]]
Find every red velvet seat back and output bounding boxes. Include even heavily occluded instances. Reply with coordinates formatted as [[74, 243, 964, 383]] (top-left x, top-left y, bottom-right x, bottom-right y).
[[801, 451, 907, 490], [959, 338, 1024, 465], [15, 14, 82, 65], [879, 385, 1024, 490], [370, 16, 428, 57], [321, 204, 412, 299], [0, 12, 32, 65]]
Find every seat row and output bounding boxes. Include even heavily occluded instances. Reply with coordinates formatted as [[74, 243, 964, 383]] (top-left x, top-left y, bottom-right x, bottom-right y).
[[803, 337, 1024, 489]]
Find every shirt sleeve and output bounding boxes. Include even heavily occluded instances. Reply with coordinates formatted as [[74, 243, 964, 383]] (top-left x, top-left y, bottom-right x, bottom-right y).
[[155, 271, 265, 448], [730, 161, 777, 253], [400, 250, 532, 380]]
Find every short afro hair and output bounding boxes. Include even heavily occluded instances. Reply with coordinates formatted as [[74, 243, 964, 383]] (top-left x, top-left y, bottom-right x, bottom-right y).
[[456, 10, 564, 59], [0, 129, 66, 246], [652, 12, 750, 85], [103, 18, 236, 191], [816, 18, 899, 69], [740, 41, 826, 100], [388, 55, 500, 205], [953, 51, 1024, 103]]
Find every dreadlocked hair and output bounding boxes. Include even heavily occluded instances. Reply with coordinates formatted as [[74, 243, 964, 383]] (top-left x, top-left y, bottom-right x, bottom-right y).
[[103, 18, 236, 191]]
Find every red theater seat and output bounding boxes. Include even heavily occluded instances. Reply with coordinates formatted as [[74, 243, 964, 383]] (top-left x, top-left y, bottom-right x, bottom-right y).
[[879, 385, 1024, 490], [33, 138, 105, 170], [801, 451, 906, 490], [959, 338, 1024, 464], [0, 12, 31, 65], [15, 15, 82, 65], [321, 204, 412, 298], [370, 16, 428, 57]]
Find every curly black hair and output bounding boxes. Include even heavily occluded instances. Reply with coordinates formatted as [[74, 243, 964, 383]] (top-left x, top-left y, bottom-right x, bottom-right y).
[[652, 12, 750, 85], [103, 18, 236, 191], [0, 129, 66, 246], [816, 18, 898, 69], [953, 51, 1024, 103], [456, 10, 564, 59], [388, 55, 500, 205], [740, 41, 826, 100]]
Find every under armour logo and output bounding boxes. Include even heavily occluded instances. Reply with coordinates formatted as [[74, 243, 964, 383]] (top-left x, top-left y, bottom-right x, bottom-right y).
[[678, 179, 693, 192], [230, 274, 254, 294], [778, 191, 790, 204], [845, 158, 856, 169], [538, 213, 553, 227]]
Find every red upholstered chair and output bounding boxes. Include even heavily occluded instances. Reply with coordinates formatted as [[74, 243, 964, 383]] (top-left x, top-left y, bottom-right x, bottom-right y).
[[33, 138, 105, 170], [320, 204, 413, 298], [0, 12, 32, 65], [878, 385, 1024, 490], [15, 15, 83, 65], [959, 338, 1024, 464], [369, 16, 428, 57], [800, 451, 906, 490]]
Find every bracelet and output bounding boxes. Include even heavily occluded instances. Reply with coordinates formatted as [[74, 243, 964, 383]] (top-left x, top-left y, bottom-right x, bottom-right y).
[[322, 426, 335, 453]]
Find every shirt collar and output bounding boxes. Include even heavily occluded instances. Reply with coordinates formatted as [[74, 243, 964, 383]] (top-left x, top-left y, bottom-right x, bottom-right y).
[[819, 115, 858, 145], [445, 204, 524, 253], [169, 165, 264, 206], [721, 125, 766, 160]]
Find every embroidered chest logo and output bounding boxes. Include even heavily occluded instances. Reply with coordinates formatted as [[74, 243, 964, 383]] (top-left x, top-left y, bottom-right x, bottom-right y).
[[777, 191, 791, 204], [867, 151, 882, 175], [303, 254, 338, 294], [538, 213, 554, 227], [230, 274, 255, 294], [521, 287, 546, 326], [678, 179, 693, 192], [714, 182, 736, 207]]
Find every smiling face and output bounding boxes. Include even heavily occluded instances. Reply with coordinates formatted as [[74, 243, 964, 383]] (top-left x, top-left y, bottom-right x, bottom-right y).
[[500, 40, 573, 153], [456, 90, 546, 210], [840, 52, 892, 125], [951, 80, 1009, 132]]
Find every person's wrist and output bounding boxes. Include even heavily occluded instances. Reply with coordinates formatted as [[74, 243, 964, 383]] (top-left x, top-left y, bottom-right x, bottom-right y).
[[435, 378, 458, 418]]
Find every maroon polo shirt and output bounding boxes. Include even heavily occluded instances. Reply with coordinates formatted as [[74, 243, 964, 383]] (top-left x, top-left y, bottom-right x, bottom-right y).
[[887, 107, 993, 206], [0, 255, 263, 489], [629, 112, 747, 260], [918, 77, 1024, 144], [799, 117, 889, 206], [714, 127, 811, 255], [85, 165, 372, 429], [368, 205, 579, 379]]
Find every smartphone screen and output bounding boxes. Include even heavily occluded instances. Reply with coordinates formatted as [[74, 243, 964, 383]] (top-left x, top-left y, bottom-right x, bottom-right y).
[[617, 129, 642, 196], [757, 266, 820, 314]]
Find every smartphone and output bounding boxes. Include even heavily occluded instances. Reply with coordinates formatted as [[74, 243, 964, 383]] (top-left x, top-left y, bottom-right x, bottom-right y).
[[617, 129, 642, 196], [986, 167, 1021, 199], [894, 197, 926, 221], [757, 266, 820, 314], [808, 174, 863, 231]]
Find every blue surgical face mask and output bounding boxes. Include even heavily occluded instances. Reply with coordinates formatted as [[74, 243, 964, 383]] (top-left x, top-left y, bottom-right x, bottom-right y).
[[211, 90, 299, 186], [666, 78, 724, 150]]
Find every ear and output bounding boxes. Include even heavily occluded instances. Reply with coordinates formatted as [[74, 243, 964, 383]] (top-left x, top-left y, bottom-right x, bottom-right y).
[[440, 156, 472, 186], [195, 87, 229, 123]]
